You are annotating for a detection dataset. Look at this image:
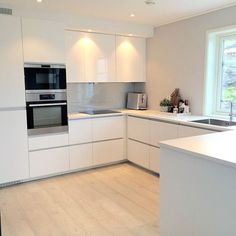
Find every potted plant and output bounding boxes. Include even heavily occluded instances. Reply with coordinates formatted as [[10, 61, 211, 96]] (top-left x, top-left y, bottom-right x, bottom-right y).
[[160, 98, 173, 112]]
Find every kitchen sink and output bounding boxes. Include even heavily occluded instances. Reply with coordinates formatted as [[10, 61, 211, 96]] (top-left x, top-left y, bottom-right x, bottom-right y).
[[191, 118, 236, 127]]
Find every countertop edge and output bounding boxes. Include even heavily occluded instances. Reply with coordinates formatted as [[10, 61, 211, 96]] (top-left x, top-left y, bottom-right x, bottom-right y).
[[159, 132, 236, 169], [68, 109, 234, 132]]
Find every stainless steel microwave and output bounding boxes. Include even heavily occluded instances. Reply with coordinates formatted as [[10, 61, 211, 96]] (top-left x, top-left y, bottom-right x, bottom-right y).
[[24, 64, 66, 92]]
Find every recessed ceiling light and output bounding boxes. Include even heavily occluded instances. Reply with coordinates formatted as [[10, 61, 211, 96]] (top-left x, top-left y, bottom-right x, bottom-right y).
[[130, 14, 135, 17], [128, 34, 133, 36], [145, 0, 156, 5], [88, 29, 92, 32], [37, 0, 43, 2]]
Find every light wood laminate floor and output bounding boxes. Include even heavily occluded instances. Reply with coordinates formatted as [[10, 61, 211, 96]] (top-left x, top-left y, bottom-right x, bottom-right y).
[[0, 163, 160, 236]]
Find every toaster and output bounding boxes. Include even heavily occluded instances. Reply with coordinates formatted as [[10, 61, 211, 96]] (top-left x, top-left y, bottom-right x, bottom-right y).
[[127, 93, 147, 110]]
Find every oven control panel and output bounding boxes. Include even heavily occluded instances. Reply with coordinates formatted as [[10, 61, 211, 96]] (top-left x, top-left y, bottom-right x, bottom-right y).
[[40, 94, 55, 100]]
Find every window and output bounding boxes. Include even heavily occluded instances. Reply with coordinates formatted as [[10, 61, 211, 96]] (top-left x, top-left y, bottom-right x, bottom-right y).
[[205, 27, 236, 116], [216, 34, 236, 112]]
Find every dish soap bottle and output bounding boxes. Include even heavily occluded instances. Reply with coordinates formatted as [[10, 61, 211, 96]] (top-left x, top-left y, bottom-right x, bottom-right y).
[[184, 100, 190, 114], [173, 105, 178, 114]]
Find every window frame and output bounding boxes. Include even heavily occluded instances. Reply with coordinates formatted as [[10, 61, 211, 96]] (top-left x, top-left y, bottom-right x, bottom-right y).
[[204, 27, 236, 117], [215, 33, 236, 115]]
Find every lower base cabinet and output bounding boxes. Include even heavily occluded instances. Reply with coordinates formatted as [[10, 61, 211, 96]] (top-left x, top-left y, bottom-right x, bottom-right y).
[[178, 125, 215, 138], [93, 139, 124, 165], [149, 146, 160, 173], [128, 139, 149, 169], [69, 143, 93, 170], [0, 110, 29, 184], [29, 147, 69, 178], [128, 139, 160, 173]]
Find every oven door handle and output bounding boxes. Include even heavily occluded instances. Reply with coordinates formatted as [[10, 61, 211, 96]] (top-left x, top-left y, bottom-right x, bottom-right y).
[[29, 102, 67, 107]]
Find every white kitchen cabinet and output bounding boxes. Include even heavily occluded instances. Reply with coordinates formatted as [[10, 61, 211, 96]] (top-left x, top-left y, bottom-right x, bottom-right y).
[[116, 36, 146, 82], [22, 18, 65, 64], [93, 139, 124, 165], [127, 116, 149, 144], [178, 125, 216, 138], [0, 15, 25, 108], [69, 119, 92, 145], [29, 147, 69, 178], [0, 110, 29, 184], [66, 31, 116, 82], [149, 120, 179, 147], [28, 133, 69, 151], [65, 31, 86, 82], [149, 146, 160, 173], [128, 139, 149, 169], [69, 143, 93, 170], [92, 116, 124, 141]]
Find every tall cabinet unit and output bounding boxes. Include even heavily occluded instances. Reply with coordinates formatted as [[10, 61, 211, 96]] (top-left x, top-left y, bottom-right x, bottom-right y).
[[0, 15, 26, 108], [21, 18, 65, 64], [66, 31, 116, 82], [0, 15, 29, 184], [116, 36, 146, 82]]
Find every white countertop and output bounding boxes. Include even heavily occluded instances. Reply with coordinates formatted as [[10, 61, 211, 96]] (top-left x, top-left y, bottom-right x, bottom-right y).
[[160, 130, 236, 168], [69, 109, 236, 132]]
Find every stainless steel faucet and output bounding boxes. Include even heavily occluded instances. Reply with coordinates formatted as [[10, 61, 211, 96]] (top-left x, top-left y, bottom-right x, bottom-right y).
[[221, 100, 235, 121]]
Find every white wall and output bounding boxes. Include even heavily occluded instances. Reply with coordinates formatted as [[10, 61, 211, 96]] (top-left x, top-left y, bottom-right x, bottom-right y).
[[147, 6, 236, 115]]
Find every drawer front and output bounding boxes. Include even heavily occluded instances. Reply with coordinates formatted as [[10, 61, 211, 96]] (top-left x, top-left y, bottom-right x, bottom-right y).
[[69, 119, 92, 145], [29, 147, 69, 178], [178, 125, 216, 138], [92, 116, 124, 141], [149, 146, 160, 173], [28, 133, 69, 151], [127, 116, 149, 144], [69, 143, 93, 170], [93, 139, 124, 165], [128, 139, 149, 169], [149, 120, 178, 147]]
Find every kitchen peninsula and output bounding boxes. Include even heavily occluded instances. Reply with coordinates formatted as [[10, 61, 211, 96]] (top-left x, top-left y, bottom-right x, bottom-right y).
[[160, 131, 236, 236]]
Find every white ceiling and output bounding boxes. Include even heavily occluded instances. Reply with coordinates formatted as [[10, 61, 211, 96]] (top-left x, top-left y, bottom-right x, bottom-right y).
[[1, 0, 236, 26]]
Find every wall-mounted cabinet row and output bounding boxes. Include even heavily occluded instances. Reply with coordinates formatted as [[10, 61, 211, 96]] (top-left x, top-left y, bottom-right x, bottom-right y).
[[65, 31, 146, 83], [1, 15, 146, 85]]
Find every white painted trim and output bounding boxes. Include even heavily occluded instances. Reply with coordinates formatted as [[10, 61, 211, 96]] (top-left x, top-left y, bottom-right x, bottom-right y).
[[203, 25, 236, 116], [202, 31, 210, 115]]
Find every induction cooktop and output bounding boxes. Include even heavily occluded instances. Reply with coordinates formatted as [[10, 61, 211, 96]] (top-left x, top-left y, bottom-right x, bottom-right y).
[[81, 110, 121, 115]]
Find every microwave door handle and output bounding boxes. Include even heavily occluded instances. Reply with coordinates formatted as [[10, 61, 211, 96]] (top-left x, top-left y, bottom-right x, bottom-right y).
[[29, 102, 67, 107]]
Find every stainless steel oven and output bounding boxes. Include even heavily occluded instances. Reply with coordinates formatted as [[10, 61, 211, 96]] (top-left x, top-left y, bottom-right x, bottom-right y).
[[26, 92, 68, 136]]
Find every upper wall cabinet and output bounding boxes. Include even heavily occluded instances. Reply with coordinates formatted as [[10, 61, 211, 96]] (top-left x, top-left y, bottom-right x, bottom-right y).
[[0, 15, 25, 108], [116, 36, 146, 82], [66, 31, 116, 82], [22, 18, 65, 64]]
